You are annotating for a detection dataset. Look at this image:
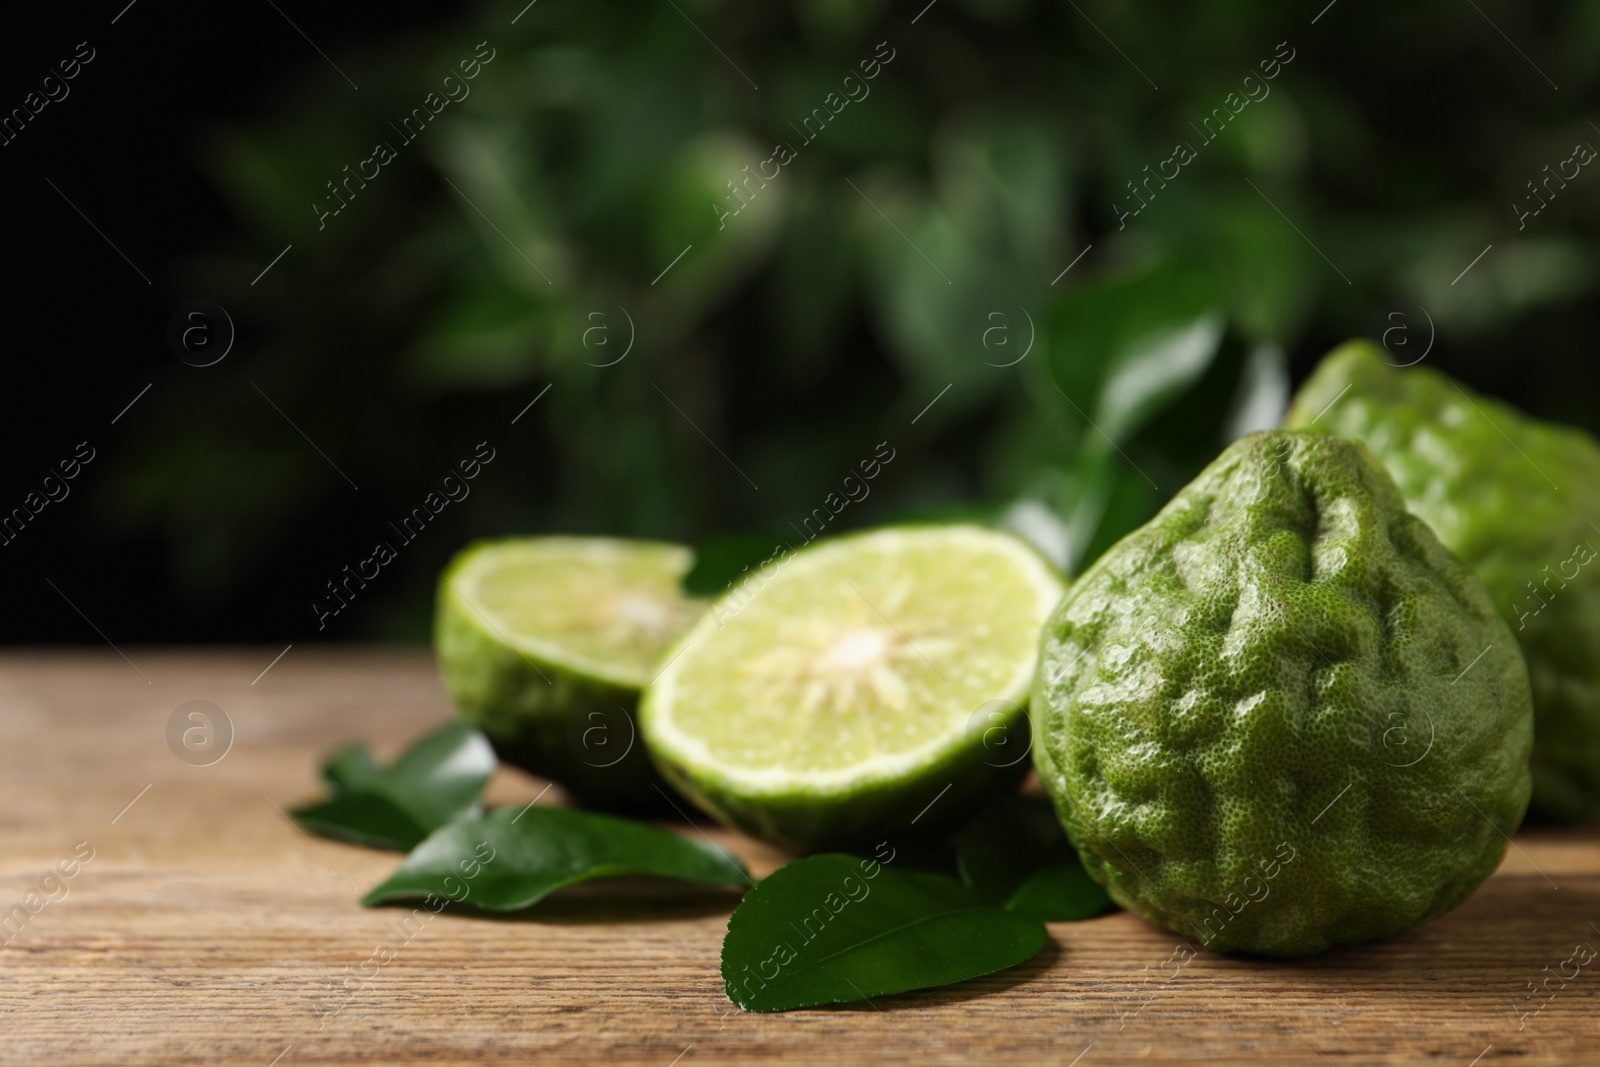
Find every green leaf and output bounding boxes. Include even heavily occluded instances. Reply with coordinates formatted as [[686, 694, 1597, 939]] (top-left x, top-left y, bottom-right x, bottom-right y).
[[955, 795, 1112, 921], [291, 793, 434, 853], [997, 498, 1074, 572], [1044, 261, 1223, 444], [361, 806, 750, 909], [1095, 313, 1225, 441], [683, 533, 791, 595], [321, 744, 381, 792], [1005, 862, 1112, 922], [721, 853, 1047, 1012], [292, 722, 496, 851], [955, 794, 1067, 902]]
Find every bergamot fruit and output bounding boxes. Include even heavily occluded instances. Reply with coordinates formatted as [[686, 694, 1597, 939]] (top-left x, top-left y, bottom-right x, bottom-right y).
[[1286, 341, 1600, 821], [641, 525, 1064, 851], [436, 537, 705, 808], [1032, 430, 1532, 956]]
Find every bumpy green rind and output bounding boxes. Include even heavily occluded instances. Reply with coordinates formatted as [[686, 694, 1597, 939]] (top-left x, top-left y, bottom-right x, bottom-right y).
[[434, 543, 670, 810], [1286, 342, 1600, 822], [1032, 430, 1532, 956]]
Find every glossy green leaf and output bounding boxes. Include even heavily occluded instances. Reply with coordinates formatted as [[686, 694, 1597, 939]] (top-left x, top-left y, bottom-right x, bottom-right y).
[[997, 498, 1075, 572], [291, 792, 431, 853], [1005, 862, 1112, 922], [721, 853, 1047, 1012], [292, 722, 496, 851], [955, 794, 1113, 921], [955, 794, 1065, 901], [361, 805, 750, 909], [1044, 261, 1223, 444], [683, 533, 791, 595], [1095, 313, 1225, 441]]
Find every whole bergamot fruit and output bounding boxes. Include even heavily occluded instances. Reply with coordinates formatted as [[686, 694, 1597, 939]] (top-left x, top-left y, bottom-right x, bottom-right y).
[[1032, 430, 1532, 957], [1286, 341, 1600, 822]]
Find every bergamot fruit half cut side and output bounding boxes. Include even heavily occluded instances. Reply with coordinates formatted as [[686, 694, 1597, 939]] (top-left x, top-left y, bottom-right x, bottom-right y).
[[1032, 430, 1532, 957], [640, 525, 1066, 852], [436, 537, 706, 809]]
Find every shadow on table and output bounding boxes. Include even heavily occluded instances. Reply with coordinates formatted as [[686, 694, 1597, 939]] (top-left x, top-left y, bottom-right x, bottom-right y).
[[1201, 867, 1600, 1003], [821, 937, 1065, 1012], [365, 876, 746, 925]]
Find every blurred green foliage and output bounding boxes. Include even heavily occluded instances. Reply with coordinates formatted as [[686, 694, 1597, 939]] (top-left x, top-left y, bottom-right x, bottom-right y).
[[106, 0, 1600, 636]]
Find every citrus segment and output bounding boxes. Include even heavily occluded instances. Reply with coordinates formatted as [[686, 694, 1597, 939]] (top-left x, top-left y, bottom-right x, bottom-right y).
[[642, 525, 1065, 850]]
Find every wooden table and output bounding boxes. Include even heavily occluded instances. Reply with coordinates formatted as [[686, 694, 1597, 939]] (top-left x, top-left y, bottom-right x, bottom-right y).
[[1, 649, 1595, 1065]]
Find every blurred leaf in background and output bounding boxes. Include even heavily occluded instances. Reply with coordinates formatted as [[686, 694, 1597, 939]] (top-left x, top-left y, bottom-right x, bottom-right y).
[[95, 0, 1600, 636]]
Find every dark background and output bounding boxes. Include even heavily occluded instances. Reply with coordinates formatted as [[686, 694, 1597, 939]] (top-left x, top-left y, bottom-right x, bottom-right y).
[[1, 1, 459, 642], [3, 0, 1597, 643]]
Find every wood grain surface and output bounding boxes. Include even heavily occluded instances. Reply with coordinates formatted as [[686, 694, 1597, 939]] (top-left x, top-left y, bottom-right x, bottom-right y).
[[1, 648, 1595, 1066]]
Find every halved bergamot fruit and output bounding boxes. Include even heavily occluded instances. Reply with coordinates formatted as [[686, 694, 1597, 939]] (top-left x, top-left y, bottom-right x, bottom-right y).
[[640, 525, 1065, 851], [436, 537, 706, 808]]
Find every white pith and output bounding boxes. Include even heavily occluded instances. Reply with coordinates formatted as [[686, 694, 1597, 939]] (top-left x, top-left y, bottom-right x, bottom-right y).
[[643, 526, 1065, 797]]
